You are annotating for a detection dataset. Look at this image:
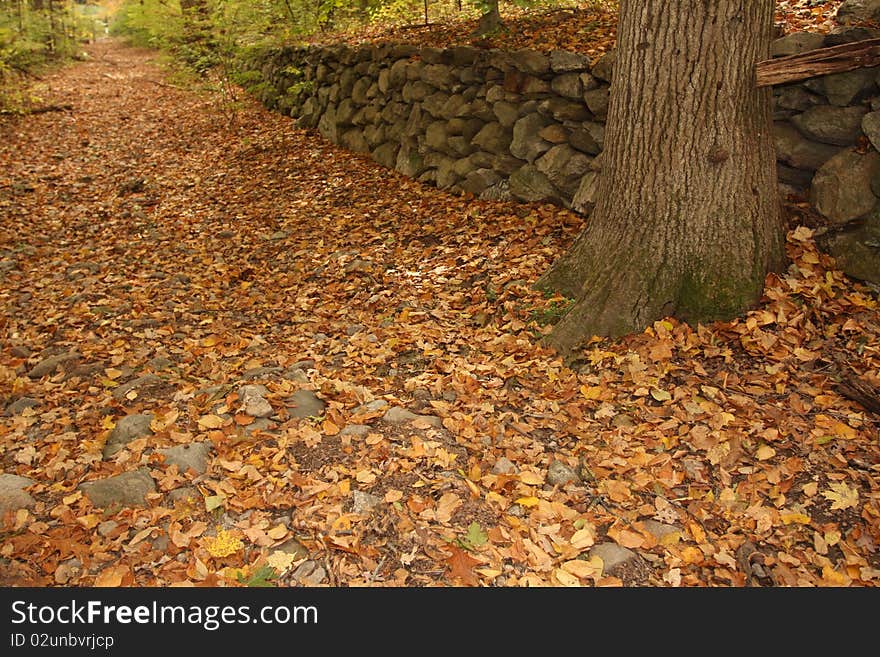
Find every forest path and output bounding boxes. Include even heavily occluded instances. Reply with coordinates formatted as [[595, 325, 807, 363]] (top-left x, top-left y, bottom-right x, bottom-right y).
[[1, 39, 878, 588]]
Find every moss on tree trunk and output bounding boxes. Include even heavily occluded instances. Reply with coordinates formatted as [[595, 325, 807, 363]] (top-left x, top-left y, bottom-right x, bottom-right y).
[[536, 0, 785, 355]]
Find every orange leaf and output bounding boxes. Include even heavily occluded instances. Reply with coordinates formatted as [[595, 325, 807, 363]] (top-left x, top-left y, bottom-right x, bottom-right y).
[[95, 565, 129, 587], [234, 413, 254, 426], [445, 545, 480, 586]]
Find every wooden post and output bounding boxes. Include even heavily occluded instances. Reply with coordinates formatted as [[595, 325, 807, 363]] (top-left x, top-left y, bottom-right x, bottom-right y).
[[756, 38, 880, 87]]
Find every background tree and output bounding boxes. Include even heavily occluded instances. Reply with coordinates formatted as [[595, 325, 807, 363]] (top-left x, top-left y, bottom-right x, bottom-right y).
[[536, 0, 785, 355]]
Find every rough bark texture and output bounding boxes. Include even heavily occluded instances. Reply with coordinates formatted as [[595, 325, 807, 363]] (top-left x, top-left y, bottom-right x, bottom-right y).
[[472, 0, 504, 37], [537, 0, 785, 355]]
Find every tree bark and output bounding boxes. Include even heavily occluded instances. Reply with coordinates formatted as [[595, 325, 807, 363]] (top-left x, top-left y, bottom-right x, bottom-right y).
[[472, 0, 503, 37], [537, 0, 785, 355]]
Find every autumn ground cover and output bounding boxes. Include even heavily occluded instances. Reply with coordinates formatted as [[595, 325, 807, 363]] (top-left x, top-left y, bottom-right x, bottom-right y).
[[1, 2, 879, 588]]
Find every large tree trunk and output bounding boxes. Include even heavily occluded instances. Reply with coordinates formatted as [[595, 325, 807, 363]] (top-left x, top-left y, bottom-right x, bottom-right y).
[[536, 0, 785, 355]]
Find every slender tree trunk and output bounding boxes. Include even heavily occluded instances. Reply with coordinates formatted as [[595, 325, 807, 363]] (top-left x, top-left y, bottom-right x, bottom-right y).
[[472, 0, 503, 36], [537, 0, 785, 355]]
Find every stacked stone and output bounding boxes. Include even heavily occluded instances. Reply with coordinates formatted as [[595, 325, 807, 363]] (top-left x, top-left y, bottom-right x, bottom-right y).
[[770, 26, 880, 283], [256, 42, 611, 211]]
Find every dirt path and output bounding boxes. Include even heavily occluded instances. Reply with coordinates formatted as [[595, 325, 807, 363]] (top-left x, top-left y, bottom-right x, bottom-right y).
[[1, 40, 878, 587]]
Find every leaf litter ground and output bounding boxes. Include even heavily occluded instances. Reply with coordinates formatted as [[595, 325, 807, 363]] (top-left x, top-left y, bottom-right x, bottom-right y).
[[1, 36, 878, 588]]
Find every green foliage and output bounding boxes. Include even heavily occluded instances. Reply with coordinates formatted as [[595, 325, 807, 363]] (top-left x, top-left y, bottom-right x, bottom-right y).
[[236, 565, 278, 587], [0, 1, 98, 111]]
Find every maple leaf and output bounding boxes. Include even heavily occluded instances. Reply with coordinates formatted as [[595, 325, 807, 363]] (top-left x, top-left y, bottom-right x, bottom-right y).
[[822, 482, 859, 510], [445, 545, 481, 586], [204, 529, 244, 558]]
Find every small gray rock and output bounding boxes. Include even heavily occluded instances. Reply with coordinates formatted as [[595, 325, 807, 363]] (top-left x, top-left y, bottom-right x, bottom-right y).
[[0, 473, 35, 515], [6, 397, 40, 415], [28, 352, 79, 378], [339, 424, 371, 437], [103, 413, 154, 459], [276, 538, 309, 560], [547, 460, 580, 485], [158, 442, 212, 474], [352, 490, 382, 514], [286, 389, 326, 418], [589, 542, 639, 574], [111, 374, 165, 402], [491, 457, 517, 475], [79, 469, 156, 508], [166, 487, 200, 505]]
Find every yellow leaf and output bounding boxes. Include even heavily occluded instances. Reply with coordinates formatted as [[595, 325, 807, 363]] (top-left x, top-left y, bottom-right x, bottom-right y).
[[198, 414, 225, 429], [781, 512, 812, 525], [756, 445, 776, 461], [62, 491, 82, 505], [680, 546, 704, 564], [569, 527, 595, 550], [104, 368, 124, 380], [562, 557, 603, 579], [95, 565, 128, 587], [515, 496, 540, 508], [266, 550, 298, 573], [650, 388, 671, 402], [266, 524, 288, 540], [518, 471, 544, 485], [823, 482, 859, 510], [580, 385, 602, 400], [204, 529, 244, 558], [554, 568, 582, 587], [384, 489, 403, 503], [205, 495, 225, 512]]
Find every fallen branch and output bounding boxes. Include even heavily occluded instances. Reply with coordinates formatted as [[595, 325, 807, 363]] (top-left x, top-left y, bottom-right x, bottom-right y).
[[756, 37, 880, 87]]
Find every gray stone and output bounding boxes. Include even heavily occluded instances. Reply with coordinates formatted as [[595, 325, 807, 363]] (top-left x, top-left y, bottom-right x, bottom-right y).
[[773, 122, 842, 171], [591, 51, 616, 82], [571, 171, 600, 214], [0, 473, 35, 515], [166, 487, 200, 505], [425, 121, 452, 152], [823, 25, 880, 46], [547, 460, 580, 485], [863, 110, 880, 151], [372, 142, 400, 169], [493, 101, 520, 128], [538, 124, 569, 144], [339, 424, 371, 437], [104, 413, 154, 458], [811, 149, 880, 224], [472, 122, 513, 155], [28, 352, 79, 378], [395, 144, 425, 177], [535, 145, 593, 197], [792, 105, 868, 146], [276, 538, 309, 560], [340, 129, 370, 153], [583, 87, 610, 119], [352, 490, 382, 514], [550, 50, 591, 73], [815, 69, 877, 106], [111, 374, 166, 402], [511, 49, 550, 76], [6, 397, 40, 415], [421, 64, 454, 90], [317, 107, 339, 142], [589, 542, 638, 574], [239, 384, 274, 418], [158, 442, 212, 474], [570, 122, 605, 155], [491, 457, 517, 475], [641, 520, 681, 540], [540, 97, 591, 122], [79, 469, 156, 508], [422, 91, 450, 118], [510, 114, 551, 162], [509, 165, 559, 204], [286, 389, 326, 418], [461, 169, 502, 195], [836, 0, 880, 23], [770, 32, 826, 57], [381, 406, 420, 425], [774, 85, 825, 112], [551, 73, 584, 99], [818, 222, 880, 284]]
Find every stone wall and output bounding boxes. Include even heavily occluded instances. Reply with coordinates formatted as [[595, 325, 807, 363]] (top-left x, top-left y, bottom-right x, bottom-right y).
[[248, 25, 880, 283]]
